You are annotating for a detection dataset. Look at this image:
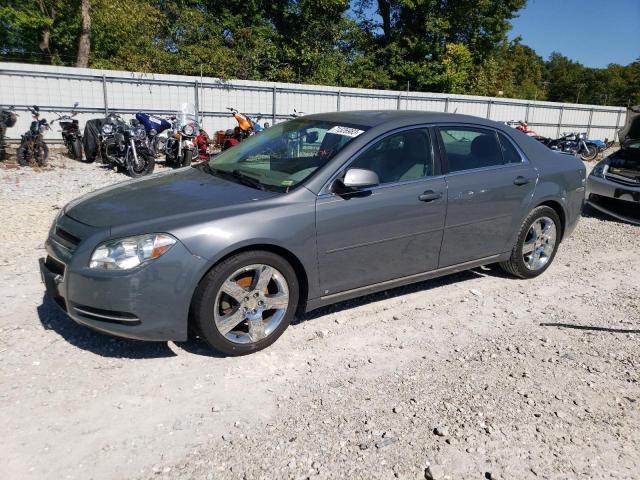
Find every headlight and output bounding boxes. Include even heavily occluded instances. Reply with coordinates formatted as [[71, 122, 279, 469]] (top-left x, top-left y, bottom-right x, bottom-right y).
[[89, 234, 176, 270], [135, 126, 146, 140], [149, 128, 157, 136], [591, 161, 607, 178], [182, 124, 194, 136], [102, 123, 113, 135]]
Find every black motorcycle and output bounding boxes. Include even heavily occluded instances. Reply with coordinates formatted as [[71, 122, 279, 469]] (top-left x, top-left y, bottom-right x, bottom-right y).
[[51, 102, 83, 161], [0, 106, 18, 161], [17, 106, 49, 167], [537, 132, 598, 161], [99, 114, 155, 177]]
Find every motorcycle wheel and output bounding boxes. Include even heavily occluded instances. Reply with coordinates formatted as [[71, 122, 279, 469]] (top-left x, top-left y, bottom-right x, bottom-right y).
[[17, 143, 30, 166], [35, 142, 49, 166], [72, 138, 83, 161], [580, 144, 598, 161], [181, 149, 193, 167], [126, 150, 155, 178]]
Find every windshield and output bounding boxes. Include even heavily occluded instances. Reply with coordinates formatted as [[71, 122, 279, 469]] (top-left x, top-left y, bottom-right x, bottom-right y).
[[206, 119, 367, 191], [177, 102, 197, 127]]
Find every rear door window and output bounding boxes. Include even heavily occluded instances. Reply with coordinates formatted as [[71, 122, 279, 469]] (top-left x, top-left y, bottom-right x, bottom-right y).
[[438, 127, 503, 173], [498, 133, 523, 164]]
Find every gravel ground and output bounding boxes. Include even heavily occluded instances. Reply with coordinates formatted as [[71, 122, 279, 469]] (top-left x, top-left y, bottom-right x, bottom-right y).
[[1, 151, 639, 480]]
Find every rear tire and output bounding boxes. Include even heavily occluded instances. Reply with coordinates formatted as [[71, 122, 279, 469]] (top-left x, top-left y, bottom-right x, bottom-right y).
[[191, 251, 299, 356], [500, 206, 561, 279]]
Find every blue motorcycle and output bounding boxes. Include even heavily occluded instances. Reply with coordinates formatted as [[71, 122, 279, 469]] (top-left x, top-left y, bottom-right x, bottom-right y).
[[135, 112, 172, 156]]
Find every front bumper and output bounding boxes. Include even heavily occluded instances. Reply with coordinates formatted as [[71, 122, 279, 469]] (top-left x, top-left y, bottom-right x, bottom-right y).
[[586, 174, 640, 225], [40, 236, 208, 341]]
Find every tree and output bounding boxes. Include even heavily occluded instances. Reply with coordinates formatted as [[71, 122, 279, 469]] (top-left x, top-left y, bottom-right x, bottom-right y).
[[76, 0, 90, 67]]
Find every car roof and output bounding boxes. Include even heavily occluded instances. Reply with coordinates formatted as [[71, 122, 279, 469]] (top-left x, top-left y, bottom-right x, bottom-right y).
[[303, 110, 501, 128]]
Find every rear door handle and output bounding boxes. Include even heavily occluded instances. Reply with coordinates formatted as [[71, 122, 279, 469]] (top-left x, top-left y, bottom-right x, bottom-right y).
[[418, 190, 442, 202], [513, 176, 531, 186]]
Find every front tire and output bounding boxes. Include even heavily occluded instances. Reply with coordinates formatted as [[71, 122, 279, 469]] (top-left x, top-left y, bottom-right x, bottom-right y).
[[191, 251, 299, 356], [126, 150, 155, 177], [35, 143, 49, 166], [580, 144, 598, 161], [181, 149, 193, 167], [17, 143, 30, 166], [500, 206, 561, 279], [72, 138, 83, 161]]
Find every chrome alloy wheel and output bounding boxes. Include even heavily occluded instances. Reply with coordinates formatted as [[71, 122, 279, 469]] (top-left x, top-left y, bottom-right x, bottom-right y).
[[213, 264, 290, 344], [522, 216, 557, 271]]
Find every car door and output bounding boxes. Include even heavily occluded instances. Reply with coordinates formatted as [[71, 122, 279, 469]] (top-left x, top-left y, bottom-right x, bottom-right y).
[[436, 125, 538, 267], [315, 127, 447, 296]]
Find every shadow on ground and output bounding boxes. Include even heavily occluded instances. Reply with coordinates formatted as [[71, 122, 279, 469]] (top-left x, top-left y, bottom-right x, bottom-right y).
[[299, 264, 508, 322], [540, 322, 640, 334], [37, 263, 511, 357]]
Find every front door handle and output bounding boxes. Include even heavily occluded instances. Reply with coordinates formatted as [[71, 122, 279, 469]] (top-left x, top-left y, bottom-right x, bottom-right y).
[[513, 176, 531, 186], [418, 190, 442, 202]]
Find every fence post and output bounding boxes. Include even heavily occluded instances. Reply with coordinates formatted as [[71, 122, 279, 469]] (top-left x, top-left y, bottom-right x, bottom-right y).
[[397, 93, 402, 110], [614, 109, 622, 141], [586, 108, 594, 137], [557, 106, 564, 137], [194, 81, 199, 120], [337, 90, 341, 112], [272, 86, 277, 125], [486, 100, 492, 119], [102, 74, 109, 115], [444, 97, 449, 113], [525, 103, 530, 123]]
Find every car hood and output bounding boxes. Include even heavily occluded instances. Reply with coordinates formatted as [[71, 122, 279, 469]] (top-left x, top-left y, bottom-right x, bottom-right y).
[[64, 167, 278, 228], [619, 105, 640, 145]]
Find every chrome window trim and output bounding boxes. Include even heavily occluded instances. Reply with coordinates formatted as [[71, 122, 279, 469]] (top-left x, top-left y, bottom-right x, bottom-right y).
[[319, 124, 439, 196]]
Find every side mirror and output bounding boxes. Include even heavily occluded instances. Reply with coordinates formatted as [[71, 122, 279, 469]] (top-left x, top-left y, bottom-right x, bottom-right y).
[[334, 168, 379, 192]]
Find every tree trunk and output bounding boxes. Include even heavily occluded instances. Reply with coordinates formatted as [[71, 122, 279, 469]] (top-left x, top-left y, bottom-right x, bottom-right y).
[[37, 0, 54, 64], [76, 0, 91, 68], [378, 0, 392, 46]]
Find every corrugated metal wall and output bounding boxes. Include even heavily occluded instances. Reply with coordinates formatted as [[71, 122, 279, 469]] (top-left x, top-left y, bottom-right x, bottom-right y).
[[0, 62, 626, 143]]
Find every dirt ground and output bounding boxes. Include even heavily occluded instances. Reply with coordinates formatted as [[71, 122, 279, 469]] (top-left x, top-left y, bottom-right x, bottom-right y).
[[1, 152, 639, 480]]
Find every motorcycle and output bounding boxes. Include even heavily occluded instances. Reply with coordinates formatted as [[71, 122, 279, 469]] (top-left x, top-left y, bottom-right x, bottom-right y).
[[220, 107, 261, 151], [99, 113, 155, 177], [51, 102, 83, 161], [165, 103, 198, 167], [541, 132, 599, 161], [135, 112, 172, 156], [17, 106, 50, 167], [0, 105, 18, 161]]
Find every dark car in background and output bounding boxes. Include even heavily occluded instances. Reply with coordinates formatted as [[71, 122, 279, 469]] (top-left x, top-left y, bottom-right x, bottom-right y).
[[586, 106, 640, 225], [40, 111, 585, 356]]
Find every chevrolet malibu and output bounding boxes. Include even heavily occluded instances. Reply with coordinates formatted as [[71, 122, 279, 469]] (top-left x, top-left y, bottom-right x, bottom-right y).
[[41, 111, 586, 355]]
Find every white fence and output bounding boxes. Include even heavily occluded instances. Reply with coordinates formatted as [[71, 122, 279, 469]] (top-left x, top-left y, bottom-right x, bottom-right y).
[[0, 62, 626, 143]]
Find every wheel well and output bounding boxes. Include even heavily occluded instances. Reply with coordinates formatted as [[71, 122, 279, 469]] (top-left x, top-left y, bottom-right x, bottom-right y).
[[537, 200, 566, 240], [190, 244, 309, 321]]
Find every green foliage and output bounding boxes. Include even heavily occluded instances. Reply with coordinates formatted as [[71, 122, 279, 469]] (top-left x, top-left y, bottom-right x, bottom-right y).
[[0, 0, 638, 106]]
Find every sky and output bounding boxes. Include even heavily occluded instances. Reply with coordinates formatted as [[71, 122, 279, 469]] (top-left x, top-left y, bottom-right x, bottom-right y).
[[509, 0, 640, 68]]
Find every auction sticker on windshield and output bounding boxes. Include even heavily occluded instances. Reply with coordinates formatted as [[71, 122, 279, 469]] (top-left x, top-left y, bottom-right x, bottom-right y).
[[327, 126, 365, 137]]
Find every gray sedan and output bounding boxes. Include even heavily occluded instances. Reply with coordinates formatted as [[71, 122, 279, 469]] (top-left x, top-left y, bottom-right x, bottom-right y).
[[40, 111, 586, 355]]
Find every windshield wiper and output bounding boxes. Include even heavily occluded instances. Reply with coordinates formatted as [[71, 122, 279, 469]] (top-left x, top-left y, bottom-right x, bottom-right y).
[[230, 170, 265, 190], [204, 165, 265, 191]]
